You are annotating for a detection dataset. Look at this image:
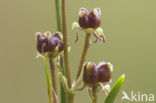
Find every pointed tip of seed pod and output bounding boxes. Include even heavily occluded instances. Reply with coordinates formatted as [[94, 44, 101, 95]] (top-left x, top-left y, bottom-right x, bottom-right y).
[[93, 9, 99, 18], [35, 32, 41, 40], [79, 9, 86, 17], [45, 31, 51, 39], [72, 22, 80, 30], [92, 8, 101, 18], [95, 8, 101, 15], [87, 62, 93, 70]]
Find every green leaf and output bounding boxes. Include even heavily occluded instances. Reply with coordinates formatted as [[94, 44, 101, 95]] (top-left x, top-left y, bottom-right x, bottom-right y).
[[104, 74, 125, 103]]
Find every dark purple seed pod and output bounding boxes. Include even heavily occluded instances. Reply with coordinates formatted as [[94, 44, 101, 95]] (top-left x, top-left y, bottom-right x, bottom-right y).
[[88, 8, 101, 29], [36, 32, 49, 53], [78, 8, 89, 29], [97, 62, 113, 83], [49, 32, 63, 52], [83, 62, 99, 85]]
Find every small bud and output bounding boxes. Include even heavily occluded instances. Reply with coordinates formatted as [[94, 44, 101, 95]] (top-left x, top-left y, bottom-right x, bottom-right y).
[[45, 31, 52, 39], [83, 62, 99, 85], [97, 62, 113, 82], [36, 32, 49, 53], [78, 8, 89, 29], [88, 8, 101, 29]]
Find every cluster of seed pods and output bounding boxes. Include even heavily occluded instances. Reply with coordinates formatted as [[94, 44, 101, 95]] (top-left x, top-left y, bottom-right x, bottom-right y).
[[36, 32, 63, 57], [83, 62, 113, 85], [79, 8, 101, 29], [72, 8, 106, 43]]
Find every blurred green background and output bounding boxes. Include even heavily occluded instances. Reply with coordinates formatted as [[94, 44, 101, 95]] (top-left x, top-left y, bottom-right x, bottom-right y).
[[0, 0, 156, 103]]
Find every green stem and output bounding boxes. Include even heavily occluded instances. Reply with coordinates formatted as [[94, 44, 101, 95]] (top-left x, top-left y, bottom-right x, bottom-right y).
[[68, 95, 74, 103], [54, 0, 67, 103], [62, 0, 72, 87], [92, 85, 98, 103], [60, 61, 67, 103], [55, 0, 62, 32], [49, 57, 58, 95], [43, 57, 53, 103], [76, 33, 91, 80], [62, 0, 74, 103]]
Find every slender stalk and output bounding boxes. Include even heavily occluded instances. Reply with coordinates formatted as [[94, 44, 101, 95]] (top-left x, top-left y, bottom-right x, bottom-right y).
[[92, 96, 97, 103], [43, 57, 53, 103], [55, 0, 62, 32], [68, 95, 74, 103], [49, 57, 58, 94], [54, 0, 67, 103], [62, 0, 74, 103], [62, 0, 71, 88], [60, 60, 67, 103], [92, 85, 98, 103], [49, 57, 58, 103], [76, 33, 91, 80]]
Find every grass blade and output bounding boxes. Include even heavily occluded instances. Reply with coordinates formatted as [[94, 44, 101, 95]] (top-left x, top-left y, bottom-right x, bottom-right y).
[[104, 74, 125, 103]]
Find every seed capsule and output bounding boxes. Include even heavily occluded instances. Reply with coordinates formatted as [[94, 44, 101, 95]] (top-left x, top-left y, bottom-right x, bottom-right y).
[[49, 32, 63, 52], [78, 8, 89, 29], [36, 32, 49, 54], [97, 62, 113, 82], [83, 62, 99, 85], [88, 8, 101, 29]]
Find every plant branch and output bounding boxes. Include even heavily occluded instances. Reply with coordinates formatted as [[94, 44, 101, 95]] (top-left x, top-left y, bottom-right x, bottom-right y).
[[49, 57, 58, 103], [76, 33, 91, 80], [92, 85, 98, 103], [62, 0, 74, 103], [62, 0, 71, 88]]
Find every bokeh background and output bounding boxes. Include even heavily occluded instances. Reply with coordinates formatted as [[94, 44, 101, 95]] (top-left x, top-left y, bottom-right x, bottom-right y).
[[0, 0, 156, 103]]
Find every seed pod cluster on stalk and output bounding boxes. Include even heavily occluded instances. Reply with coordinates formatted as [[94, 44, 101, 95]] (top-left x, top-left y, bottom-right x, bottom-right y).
[[73, 8, 106, 43], [82, 62, 113, 98], [36, 31, 64, 58], [78, 8, 101, 29], [83, 62, 113, 85]]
